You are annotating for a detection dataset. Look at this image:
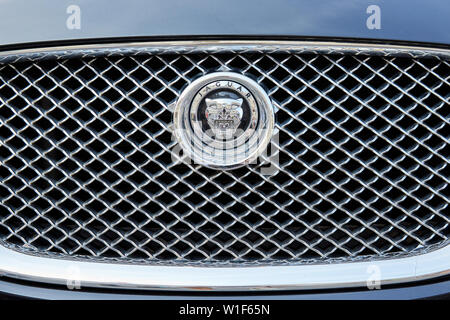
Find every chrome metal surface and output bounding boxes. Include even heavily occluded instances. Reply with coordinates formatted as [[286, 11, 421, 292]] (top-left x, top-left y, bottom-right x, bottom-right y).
[[0, 241, 449, 291], [0, 41, 449, 290], [173, 72, 275, 169]]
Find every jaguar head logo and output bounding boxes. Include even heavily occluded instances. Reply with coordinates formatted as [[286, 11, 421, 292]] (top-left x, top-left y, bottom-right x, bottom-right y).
[[205, 98, 243, 140]]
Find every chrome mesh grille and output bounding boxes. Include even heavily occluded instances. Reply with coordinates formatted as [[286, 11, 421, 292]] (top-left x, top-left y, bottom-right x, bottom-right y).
[[0, 44, 449, 264]]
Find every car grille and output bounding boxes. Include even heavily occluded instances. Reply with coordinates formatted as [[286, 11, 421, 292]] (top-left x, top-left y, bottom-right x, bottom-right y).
[[0, 43, 449, 265]]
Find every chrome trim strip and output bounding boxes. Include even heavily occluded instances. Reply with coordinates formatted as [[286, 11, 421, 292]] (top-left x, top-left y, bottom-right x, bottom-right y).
[[0, 243, 448, 291], [0, 40, 449, 56], [0, 40, 449, 63], [0, 41, 449, 291]]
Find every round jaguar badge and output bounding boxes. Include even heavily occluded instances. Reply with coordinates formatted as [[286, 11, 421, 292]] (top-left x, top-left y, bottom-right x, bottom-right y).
[[173, 72, 274, 169]]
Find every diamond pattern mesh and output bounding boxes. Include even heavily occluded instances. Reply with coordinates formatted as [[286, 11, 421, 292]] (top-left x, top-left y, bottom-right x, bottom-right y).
[[0, 45, 449, 264]]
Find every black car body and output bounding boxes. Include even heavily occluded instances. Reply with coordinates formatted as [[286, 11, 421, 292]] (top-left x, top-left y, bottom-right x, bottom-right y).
[[0, 0, 449, 299]]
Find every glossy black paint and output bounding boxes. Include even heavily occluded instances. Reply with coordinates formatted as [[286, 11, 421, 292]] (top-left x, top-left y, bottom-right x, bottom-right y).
[[0, 0, 449, 47]]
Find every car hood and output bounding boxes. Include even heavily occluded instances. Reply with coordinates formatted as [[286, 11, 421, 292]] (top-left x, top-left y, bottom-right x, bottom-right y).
[[0, 0, 449, 47]]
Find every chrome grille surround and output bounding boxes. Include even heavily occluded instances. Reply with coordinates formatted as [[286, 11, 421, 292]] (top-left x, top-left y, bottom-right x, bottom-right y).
[[0, 41, 449, 290]]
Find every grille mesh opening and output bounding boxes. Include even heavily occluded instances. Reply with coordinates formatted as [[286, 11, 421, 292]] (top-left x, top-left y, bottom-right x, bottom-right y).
[[0, 46, 449, 265]]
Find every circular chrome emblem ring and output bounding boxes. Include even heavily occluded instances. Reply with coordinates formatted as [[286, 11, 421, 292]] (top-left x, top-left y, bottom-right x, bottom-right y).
[[173, 72, 274, 169]]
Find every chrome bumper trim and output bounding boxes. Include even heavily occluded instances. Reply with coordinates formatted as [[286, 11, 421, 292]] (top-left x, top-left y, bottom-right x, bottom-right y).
[[0, 243, 448, 291]]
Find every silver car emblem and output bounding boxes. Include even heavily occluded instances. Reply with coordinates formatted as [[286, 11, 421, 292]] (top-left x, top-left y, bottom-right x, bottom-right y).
[[173, 72, 274, 169], [205, 98, 243, 139]]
